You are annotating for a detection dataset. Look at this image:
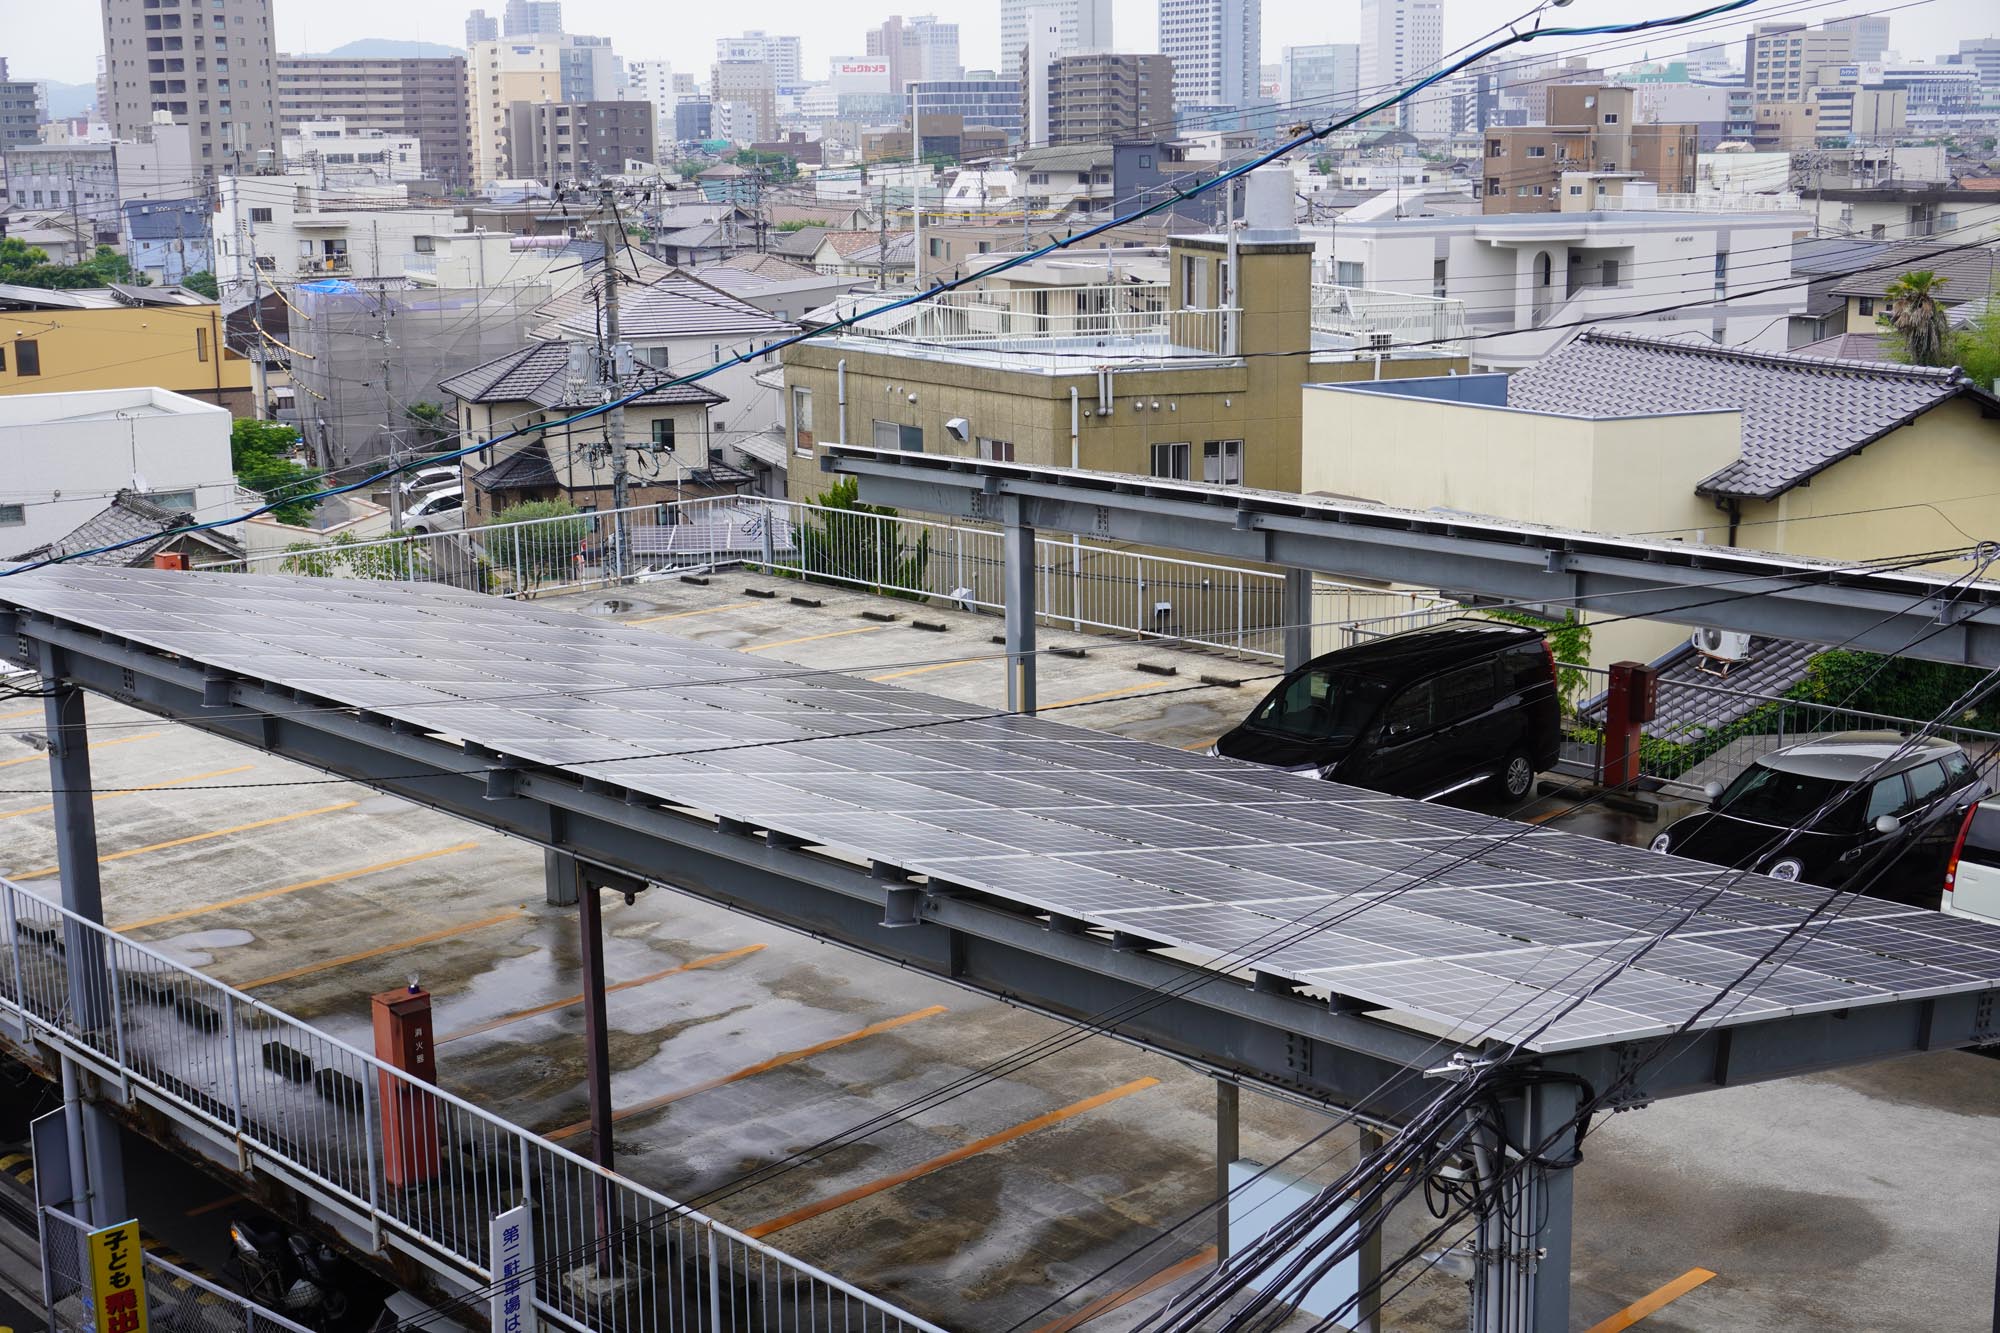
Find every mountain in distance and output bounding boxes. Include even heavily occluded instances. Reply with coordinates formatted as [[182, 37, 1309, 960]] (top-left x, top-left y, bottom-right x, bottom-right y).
[[307, 38, 466, 59], [37, 81, 97, 120]]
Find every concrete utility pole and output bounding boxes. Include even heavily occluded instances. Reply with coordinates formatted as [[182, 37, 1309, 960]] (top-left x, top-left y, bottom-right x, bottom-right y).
[[598, 185, 631, 580], [878, 181, 889, 288]]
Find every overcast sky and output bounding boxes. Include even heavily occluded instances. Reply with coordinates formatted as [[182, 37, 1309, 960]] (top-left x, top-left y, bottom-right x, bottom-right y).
[[10, 0, 1994, 88]]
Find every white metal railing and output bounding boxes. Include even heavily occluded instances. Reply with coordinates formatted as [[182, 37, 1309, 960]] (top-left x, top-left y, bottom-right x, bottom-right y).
[[39, 1205, 316, 1333], [1595, 192, 1804, 213], [1310, 285, 1468, 355], [203, 495, 1459, 661], [0, 876, 946, 1333], [836, 282, 1240, 365]]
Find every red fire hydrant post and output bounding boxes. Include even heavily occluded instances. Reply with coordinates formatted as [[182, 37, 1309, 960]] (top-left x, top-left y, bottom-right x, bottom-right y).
[[1602, 661, 1659, 790], [371, 986, 440, 1190]]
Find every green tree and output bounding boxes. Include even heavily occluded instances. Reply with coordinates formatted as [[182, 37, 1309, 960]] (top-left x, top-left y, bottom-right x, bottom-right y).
[[484, 497, 589, 590], [1880, 268, 1953, 366], [0, 242, 149, 290], [794, 476, 930, 597], [729, 148, 798, 182], [230, 418, 321, 526], [403, 400, 454, 448], [1949, 296, 2000, 391], [180, 269, 219, 299], [774, 218, 831, 232]]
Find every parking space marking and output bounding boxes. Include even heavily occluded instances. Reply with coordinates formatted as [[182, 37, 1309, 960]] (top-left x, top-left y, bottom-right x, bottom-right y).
[[1031, 1246, 1217, 1333], [743, 1075, 1160, 1239], [0, 733, 161, 769], [745, 624, 892, 652], [116, 841, 480, 932], [236, 908, 528, 990], [628, 602, 758, 624], [0, 764, 255, 822], [440, 942, 768, 1044], [1179, 737, 1219, 753], [1525, 807, 1570, 826], [0, 706, 43, 721], [868, 659, 980, 682], [546, 1003, 947, 1141], [1041, 682, 1171, 711], [1582, 1268, 1717, 1333], [13, 801, 361, 880]]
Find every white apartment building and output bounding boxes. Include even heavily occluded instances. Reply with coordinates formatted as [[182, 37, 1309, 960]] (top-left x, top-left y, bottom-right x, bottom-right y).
[[280, 118, 423, 184], [211, 174, 459, 294], [1158, 0, 1261, 112], [1, 118, 196, 231], [1000, 0, 1112, 67], [1359, 0, 1446, 138], [715, 33, 802, 88], [1309, 206, 1812, 371]]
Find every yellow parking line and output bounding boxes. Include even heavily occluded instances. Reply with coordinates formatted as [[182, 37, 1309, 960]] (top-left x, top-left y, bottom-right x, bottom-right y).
[[0, 764, 255, 822], [236, 908, 527, 990], [12, 801, 360, 880], [441, 943, 768, 1044], [116, 841, 480, 932], [1032, 1247, 1218, 1333], [1043, 682, 1169, 711], [746, 624, 892, 652], [547, 1004, 946, 1141], [0, 733, 161, 769], [1582, 1269, 1717, 1333], [744, 1076, 1159, 1238], [629, 601, 758, 624], [1180, 737, 1219, 753], [869, 659, 980, 682], [0, 706, 43, 721]]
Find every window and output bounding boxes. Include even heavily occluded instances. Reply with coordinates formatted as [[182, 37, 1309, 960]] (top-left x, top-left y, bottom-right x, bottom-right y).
[[1201, 439, 1241, 485], [0, 500, 26, 528], [145, 490, 195, 511], [978, 437, 1014, 461], [1602, 112, 1619, 124], [791, 386, 813, 455], [873, 420, 922, 452], [1150, 442, 1191, 479], [1568, 184, 1584, 196], [195, 326, 208, 361], [248, 205, 271, 222], [13, 340, 39, 376], [1335, 260, 1364, 287], [650, 417, 675, 451], [1525, 145, 1546, 158], [1864, 775, 1908, 824], [1433, 258, 1447, 298], [1857, 297, 1875, 316], [1381, 681, 1434, 735], [0, 346, 5, 371], [1903, 761, 1952, 810]]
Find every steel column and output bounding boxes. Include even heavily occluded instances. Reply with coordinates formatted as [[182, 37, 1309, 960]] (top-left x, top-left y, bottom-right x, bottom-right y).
[[1354, 1124, 1385, 1333], [1216, 1080, 1240, 1260], [1472, 1078, 1579, 1333], [1281, 567, 1314, 669], [564, 851, 617, 1274], [544, 847, 581, 907], [1003, 494, 1037, 715]]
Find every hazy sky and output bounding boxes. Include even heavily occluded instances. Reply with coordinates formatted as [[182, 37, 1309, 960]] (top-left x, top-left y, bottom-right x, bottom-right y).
[[9, 0, 1995, 88]]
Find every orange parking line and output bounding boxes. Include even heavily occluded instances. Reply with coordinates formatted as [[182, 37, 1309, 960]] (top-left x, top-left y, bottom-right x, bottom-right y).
[[440, 943, 767, 1043], [629, 602, 758, 624], [1525, 807, 1568, 825], [0, 764, 255, 822], [1032, 1247, 1218, 1333], [744, 1075, 1160, 1239], [236, 908, 527, 990], [547, 1004, 946, 1141], [0, 733, 160, 769], [116, 841, 480, 932], [1582, 1268, 1717, 1333], [746, 624, 891, 652], [13, 801, 360, 880], [869, 659, 980, 682], [0, 706, 43, 721]]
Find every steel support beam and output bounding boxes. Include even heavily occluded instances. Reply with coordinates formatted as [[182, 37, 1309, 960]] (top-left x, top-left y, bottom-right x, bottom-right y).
[[1216, 1080, 1239, 1261], [1354, 1124, 1385, 1333], [823, 449, 2000, 667], [1471, 1078, 1579, 1333], [1281, 568, 1314, 669], [1003, 494, 1037, 715], [565, 851, 617, 1274]]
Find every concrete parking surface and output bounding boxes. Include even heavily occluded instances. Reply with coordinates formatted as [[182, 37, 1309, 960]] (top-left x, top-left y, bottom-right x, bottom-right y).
[[1, 569, 1994, 1331]]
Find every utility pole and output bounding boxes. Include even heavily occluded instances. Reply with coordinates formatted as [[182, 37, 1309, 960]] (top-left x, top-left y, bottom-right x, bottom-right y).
[[598, 184, 630, 581], [878, 181, 889, 288]]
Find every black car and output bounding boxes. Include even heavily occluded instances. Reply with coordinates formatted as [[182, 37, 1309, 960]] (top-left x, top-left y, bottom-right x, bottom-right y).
[[1649, 731, 1987, 903], [1213, 620, 1562, 801]]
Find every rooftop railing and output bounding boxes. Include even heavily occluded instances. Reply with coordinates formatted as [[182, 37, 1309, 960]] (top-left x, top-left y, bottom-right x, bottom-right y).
[[1310, 284, 1468, 356]]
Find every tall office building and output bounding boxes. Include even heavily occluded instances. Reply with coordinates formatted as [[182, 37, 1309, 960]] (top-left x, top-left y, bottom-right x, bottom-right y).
[[710, 58, 777, 143], [503, 0, 562, 37], [1158, 0, 1261, 113], [1819, 14, 1890, 63], [716, 32, 803, 88], [1743, 22, 1852, 102], [1950, 38, 2000, 90], [1359, 0, 1446, 137], [100, 0, 280, 176], [277, 55, 472, 188], [465, 9, 500, 44], [866, 15, 962, 91], [1279, 43, 1358, 113], [1000, 0, 1112, 68]]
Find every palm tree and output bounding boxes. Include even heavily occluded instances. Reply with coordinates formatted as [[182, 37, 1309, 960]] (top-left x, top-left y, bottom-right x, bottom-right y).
[[1882, 269, 1952, 366]]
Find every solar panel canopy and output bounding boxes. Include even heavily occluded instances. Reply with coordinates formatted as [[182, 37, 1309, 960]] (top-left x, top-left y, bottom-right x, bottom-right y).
[[8, 566, 2000, 1055]]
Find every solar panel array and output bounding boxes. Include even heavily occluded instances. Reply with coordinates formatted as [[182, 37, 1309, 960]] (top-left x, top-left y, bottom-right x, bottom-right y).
[[9, 566, 2000, 1054]]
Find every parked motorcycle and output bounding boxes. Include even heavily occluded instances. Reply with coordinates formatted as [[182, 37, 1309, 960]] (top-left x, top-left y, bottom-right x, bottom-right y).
[[227, 1218, 351, 1328]]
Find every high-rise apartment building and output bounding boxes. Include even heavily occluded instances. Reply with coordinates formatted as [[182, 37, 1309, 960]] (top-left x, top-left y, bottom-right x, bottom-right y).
[[503, 0, 562, 37], [1000, 0, 1112, 67], [0, 61, 44, 152], [866, 15, 963, 91], [1819, 14, 1890, 63], [709, 59, 777, 144], [276, 56, 472, 188], [100, 0, 280, 176], [503, 99, 653, 181], [465, 9, 500, 44], [1279, 43, 1358, 113], [716, 32, 802, 88], [1743, 22, 1852, 102], [1359, 0, 1446, 137], [560, 35, 621, 103], [468, 37, 562, 184], [1036, 52, 1173, 144], [1158, 0, 1261, 113]]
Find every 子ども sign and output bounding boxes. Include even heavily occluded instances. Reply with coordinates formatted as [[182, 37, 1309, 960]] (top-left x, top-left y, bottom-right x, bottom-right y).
[[88, 1220, 149, 1333]]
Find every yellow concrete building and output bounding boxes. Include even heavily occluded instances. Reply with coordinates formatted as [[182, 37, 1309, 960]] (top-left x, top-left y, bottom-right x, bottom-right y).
[[465, 39, 564, 187], [0, 287, 253, 413]]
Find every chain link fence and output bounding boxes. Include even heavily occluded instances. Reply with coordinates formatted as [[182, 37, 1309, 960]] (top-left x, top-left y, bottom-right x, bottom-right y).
[[39, 1206, 315, 1333]]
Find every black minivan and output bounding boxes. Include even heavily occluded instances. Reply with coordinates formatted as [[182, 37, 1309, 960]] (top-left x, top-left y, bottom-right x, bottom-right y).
[[1214, 620, 1563, 800]]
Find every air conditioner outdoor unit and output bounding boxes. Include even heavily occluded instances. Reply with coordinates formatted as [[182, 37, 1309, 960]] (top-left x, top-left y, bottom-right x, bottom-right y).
[[1691, 626, 1753, 674]]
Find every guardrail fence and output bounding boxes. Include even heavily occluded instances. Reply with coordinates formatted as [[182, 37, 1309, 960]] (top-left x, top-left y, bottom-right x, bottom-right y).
[[39, 1205, 315, 1333], [0, 876, 945, 1333]]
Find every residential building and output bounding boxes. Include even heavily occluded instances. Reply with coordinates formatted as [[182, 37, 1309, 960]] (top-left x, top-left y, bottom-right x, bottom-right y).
[[121, 197, 211, 284], [0, 288, 253, 412], [2, 120, 198, 245], [1280, 43, 1359, 115], [503, 100, 655, 181], [710, 59, 777, 146], [0, 387, 242, 560], [1482, 87, 1697, 215], [1036, 53, 1175, 146], [465, 9, 500, 45], [281, 118, 424, 184], [1806, 85, 1905, 141], [210, 174, 459, 293], [908, 76, 1023, 141], [275, 56, 472, 190], [560, 35, 623, 104], [715, 32, 802, 88], [403, 231, 630, 292], [674, 100, 712, 143], [98, 0, 279, 175], [624, 59, 676, 143], [1310, 204, 1813, 371], [467, 39, 565, 186], [1826, 241, 2000, 333], [1159, 0, 1262, 115], [1742, 22, 1852, 103], [864, 118, 1009, 164], [1818, 14, 1891, 63], [440, 341, 735, 528], [1359, 0, 1446, 138], [503, 0, 562, 37], [867, 15, 963, 91], [10, 488, 245, 570], [1000, 0, 1112, 67], [0, 64, 42, 151], [1800, 182, 2000, 241]]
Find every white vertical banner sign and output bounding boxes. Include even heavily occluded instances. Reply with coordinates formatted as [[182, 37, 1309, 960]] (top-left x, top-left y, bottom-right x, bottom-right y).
[[490, 1204, 537, 1333]]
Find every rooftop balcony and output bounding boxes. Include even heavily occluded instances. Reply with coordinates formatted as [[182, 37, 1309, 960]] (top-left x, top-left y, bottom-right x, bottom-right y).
[[1595, 191, 1805, 213], [1310, 284, 1469, 357]]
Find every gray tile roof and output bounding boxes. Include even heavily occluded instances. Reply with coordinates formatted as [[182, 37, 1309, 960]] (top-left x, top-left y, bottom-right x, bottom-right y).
[[470, 441, 557, 492], [1580, 635, 1819, 738], [439, 340, 729, 409], [1827, 240, 1999, 302], [1505, 331, 1997, 500], [9, 492, 242, 567]]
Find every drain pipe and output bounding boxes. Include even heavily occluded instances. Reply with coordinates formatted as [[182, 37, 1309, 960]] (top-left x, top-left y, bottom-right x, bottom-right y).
[[836, 358, 848, 445], [1069, 385, 1081, 628]]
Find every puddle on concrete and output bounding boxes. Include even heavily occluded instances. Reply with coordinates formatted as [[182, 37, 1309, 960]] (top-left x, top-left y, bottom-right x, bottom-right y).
[[150, 927, 255, 967], [586, 598, 639, 615]]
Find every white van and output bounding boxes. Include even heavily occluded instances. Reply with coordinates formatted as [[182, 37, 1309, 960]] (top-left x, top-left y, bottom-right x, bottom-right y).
[[1943, 800, 2000, 926]]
